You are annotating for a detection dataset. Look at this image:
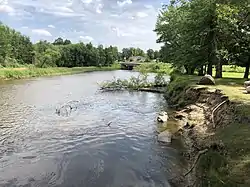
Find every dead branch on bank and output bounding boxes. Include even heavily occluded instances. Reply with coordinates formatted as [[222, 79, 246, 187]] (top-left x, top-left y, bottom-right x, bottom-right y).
[[212, 99, 228, 128], [184, 149, 208, 177]]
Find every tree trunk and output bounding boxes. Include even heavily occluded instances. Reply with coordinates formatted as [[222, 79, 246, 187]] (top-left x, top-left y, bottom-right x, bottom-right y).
[[186, 66, 195, 75], [215, 60, 222, 78], [184, 65, 189, 74], [207, 63, 213, 75], [198, 66, 204, 76], [207, 3, 217, 77], [190, 67, 195, 75], [244, 57, 250, 79]]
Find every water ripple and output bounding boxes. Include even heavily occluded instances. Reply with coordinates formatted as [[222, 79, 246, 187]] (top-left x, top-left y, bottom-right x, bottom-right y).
[[0, 71, 180, 187]]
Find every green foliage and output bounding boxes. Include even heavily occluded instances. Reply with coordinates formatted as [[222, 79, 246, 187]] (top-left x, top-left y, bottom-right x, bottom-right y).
[[100, 71, 168, 91], [100, 74, 151, 91], [154, 72, 166, 86], [121, 47, 151, 61], [135, 62, 174, 74], [164, 75, 194, 107], [0, 64, 119, 79], [0, 23, 159, 71], [156, 0, 250, 78], [0, 24, 34, 66], [0, 24, 126, 70], [147, 49, 155, 60]]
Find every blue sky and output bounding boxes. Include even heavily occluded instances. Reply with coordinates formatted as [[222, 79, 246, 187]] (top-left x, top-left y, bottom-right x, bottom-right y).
[[0, 0, 169, 50]]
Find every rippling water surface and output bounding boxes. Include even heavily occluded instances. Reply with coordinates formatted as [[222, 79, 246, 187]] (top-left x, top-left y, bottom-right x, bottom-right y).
[[0, 70, 180, 187]]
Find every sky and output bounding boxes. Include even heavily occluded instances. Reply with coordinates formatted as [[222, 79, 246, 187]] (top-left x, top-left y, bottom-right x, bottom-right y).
[[0, 0, 169, 50]]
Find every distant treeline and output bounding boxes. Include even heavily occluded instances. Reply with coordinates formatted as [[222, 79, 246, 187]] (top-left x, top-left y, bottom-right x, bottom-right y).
[[155, 0, 250, 78], [0, 23, 159, 68]]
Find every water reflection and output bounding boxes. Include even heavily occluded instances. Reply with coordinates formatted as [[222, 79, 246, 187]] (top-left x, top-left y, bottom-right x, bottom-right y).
[[0, 71, 180, 187]]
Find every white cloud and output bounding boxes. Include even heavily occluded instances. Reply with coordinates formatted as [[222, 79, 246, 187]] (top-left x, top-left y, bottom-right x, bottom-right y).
[[48, 24, 55, 28], [110, 14, 119, 17], [80, 35, 94, 42], [0, 5, 15, 13], [144, 5, 154, 9], [2, 0, 162, 50], [111, 26, 133, 37], [55, 6, 74, 13], [81, 0, 93, 3], [96, 3, 103, 14], [117, 0, 132, 7], [32, 29, 52, 37], [136, 12, 148, 18], [21, 26, 28, 29]]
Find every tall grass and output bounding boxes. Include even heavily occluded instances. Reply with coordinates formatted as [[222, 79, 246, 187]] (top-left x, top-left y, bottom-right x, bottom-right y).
[[0, 63, 120, 79]]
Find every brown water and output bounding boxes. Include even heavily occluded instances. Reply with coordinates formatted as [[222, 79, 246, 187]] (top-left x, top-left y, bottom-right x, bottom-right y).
[[0, 70, 181, 187]]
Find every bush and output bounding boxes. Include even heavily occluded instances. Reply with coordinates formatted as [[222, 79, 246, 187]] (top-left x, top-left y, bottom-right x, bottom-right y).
[[2, 57, 24, 68], [135, 62, 174, 74]]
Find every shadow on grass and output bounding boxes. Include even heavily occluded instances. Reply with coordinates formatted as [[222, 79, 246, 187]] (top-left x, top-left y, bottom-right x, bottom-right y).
[[215, 104, 250, 186], [215, 77, 246, 87], [176, 75, 250, 101]]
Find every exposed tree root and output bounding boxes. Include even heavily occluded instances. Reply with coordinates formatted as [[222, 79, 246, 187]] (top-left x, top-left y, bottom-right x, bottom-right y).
[[184, 149, 208, 177], [211, 99, 228, 128]]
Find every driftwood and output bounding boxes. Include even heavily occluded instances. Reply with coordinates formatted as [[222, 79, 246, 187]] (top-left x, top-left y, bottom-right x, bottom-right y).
[[56, 100, 80, 116], [211, 100, 228, 128], [184, 149, 208, 176], [107, 121, 112, 126]]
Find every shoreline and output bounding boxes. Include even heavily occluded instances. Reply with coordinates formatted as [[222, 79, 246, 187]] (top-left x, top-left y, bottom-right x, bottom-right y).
[[0, 66, 120, 80], [165, 74, 250, 186]]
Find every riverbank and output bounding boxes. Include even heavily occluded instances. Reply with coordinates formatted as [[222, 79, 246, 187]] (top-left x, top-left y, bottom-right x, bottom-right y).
[[0, 64, 120, 80], [166, 74, 250, 186]]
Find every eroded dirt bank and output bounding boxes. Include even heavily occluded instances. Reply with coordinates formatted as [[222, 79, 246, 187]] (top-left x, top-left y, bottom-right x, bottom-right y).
[[165, 80, 250, 187]]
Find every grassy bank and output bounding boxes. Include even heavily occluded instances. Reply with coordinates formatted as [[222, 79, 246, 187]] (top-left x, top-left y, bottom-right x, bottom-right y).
[[134, 62, 174, 74], [0, 63, 120, 80], [166, 74, 250, 186], [167, 72, 249, 103]]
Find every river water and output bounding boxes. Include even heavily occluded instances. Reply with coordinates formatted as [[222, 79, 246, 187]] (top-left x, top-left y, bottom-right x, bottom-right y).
[[0, 70, 181, 187]]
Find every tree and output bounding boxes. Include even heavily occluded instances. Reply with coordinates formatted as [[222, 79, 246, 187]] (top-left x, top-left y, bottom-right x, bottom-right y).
[[147, 49, 155, 60], [122, 48, 132, 60], [154, 50, 160, 60], [0, 24, 34, 66], [53, 37, 64, 45], [155, 0, 249, 77], [63, 39, 72, 45]]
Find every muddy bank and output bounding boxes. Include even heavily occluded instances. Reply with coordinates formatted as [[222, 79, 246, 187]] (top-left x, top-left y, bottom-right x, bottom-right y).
[[165, 77, 250, 187]]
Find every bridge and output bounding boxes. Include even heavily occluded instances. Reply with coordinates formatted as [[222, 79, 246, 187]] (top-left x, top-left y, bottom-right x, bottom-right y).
[[120, 62, 143, 70]]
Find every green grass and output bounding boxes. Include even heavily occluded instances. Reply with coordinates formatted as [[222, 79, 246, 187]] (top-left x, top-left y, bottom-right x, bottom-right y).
[[0, 63, 120, 80], [134, 62, 174, 74], [168, 73, 250, 102], [212, 104, 250, 186], [222, 65, 246, 73]]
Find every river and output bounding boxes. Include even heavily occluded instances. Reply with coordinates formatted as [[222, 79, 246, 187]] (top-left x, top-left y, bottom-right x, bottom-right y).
[[0, 70, 182, 187]]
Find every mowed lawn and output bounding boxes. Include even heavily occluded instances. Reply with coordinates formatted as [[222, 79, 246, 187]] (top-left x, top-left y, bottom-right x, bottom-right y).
[[212, 71, 250, 102], [187, 70, 250, 102]]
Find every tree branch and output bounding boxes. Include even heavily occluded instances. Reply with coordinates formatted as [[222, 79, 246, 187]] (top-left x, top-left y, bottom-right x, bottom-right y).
[[184, 149, 209, 177]]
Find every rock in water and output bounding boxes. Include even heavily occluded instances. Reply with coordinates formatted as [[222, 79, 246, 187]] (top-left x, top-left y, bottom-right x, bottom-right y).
[[244, 81, 250, 88], [198, 74, 215, 85], [157, 130, 172, 143], [157, 111, 168, 123], [246, 86, 250, 94]]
